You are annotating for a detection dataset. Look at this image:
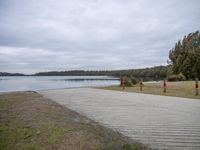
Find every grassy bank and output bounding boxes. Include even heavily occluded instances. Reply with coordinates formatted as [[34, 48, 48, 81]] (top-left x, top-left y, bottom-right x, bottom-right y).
[[0, 92, 149, 150], [99, 81, 200, 99]]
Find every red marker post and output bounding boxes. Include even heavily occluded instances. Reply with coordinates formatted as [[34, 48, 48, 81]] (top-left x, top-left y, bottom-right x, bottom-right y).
[[120, 78, 123, 87], [122, 79, 125, 90], [163, 79, 167, 93], [195, 78, 199, 96], [140, 80, 143, 91]]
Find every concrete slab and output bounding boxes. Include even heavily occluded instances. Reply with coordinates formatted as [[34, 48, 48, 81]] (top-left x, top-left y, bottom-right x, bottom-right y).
[[40, 88, 200, 150]]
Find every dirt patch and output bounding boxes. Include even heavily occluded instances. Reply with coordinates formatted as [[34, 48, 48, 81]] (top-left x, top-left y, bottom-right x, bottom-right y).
[[0, 91, 150, 150]]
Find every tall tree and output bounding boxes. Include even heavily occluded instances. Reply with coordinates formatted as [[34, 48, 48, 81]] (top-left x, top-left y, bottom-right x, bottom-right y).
[[169, 31, 200, 79]]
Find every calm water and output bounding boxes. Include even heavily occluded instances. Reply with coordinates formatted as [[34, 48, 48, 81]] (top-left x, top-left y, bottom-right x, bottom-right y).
[[0, 76, 119, 92]]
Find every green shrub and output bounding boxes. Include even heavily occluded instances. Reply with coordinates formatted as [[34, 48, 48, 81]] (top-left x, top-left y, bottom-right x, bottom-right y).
[[178, 73, 186, 81], [167, 73, 186, 81], [122, 76, 138, 87]]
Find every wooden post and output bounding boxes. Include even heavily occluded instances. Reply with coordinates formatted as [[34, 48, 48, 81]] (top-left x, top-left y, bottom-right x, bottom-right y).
[[163, 79, 166, 93], [195, 78, 199, 96], [120, 78, 123, 86], [140, 80, 143, 91], [122, 79, 125, 90]]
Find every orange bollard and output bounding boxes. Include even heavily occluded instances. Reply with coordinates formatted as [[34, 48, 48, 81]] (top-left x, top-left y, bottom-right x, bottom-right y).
[[195, 78, 199, 96], [163, 79, 167, 93]]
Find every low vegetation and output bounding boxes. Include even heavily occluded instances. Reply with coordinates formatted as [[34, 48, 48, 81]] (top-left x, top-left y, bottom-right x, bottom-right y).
[[0, 92, 149, 150], [167, 73, 186, 81], [99, 81, 200, 99]]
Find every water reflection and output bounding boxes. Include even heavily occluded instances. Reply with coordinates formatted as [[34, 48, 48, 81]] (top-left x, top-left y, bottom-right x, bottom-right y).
[[0, 76, 119, 92]]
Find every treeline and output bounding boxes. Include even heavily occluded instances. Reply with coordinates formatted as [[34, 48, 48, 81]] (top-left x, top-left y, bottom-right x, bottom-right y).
[[0, 65, 170, 81], [114, 66, 170, 80], [33, 66, 169, 81], [0, 72, 25, 76], [34, 70, 114, 76]]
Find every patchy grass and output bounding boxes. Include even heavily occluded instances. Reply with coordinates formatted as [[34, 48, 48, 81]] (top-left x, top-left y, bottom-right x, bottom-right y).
[[123, 144, 141, 150], [0, 93, 24, 109], [0, 92, 150, 150], [98, 81, 200, 99]]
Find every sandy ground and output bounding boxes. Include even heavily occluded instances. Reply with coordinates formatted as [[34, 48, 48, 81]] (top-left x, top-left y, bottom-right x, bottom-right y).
[[0, 91, 149, 150]]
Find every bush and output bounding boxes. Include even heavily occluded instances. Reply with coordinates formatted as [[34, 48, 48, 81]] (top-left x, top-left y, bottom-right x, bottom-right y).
[[178, 73, 186, 81], [122, 76, 139, 87], [167, 73, 186, 81]]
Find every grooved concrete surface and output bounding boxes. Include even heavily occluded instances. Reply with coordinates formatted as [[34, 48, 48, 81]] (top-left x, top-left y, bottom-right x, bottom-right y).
[[40, 88, 200, 150]]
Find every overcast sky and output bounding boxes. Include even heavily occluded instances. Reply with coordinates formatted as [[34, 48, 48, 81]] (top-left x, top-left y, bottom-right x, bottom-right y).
[[0, 0, 200, 73]]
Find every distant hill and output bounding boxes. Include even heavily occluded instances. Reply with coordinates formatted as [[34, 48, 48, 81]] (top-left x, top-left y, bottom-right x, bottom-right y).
[[0, 72, 26, 76], [34, 70, 114, 76], [0, 65, 170, 81]]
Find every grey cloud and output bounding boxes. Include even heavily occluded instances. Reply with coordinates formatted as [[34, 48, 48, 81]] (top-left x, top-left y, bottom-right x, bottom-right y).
[[0, 0, 200, 73]]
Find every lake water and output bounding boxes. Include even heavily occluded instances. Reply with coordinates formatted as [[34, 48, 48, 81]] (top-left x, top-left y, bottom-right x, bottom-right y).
[[0, 76, 119, 92]]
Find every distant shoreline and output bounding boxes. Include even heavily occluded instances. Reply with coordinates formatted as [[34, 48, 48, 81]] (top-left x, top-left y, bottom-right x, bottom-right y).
[[0, 65, 169, 81]]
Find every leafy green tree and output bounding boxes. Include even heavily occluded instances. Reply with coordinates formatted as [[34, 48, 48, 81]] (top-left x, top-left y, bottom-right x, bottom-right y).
[[169, 31, 200, 79]]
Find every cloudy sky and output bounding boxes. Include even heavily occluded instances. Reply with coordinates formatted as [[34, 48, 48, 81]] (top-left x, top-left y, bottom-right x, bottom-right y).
[[0, 0, 200, 73]]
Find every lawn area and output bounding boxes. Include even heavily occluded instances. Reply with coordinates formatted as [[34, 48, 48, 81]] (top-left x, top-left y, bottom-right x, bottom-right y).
[[99, 81, 200, 99], [0, 92, 149, 150]]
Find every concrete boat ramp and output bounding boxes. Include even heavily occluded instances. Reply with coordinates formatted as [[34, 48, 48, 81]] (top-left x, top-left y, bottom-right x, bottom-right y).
[[40, 88, 200, 150]]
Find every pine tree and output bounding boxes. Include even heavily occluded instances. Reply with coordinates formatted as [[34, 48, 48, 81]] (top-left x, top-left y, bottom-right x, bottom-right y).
[[169, 31, 200, 79]]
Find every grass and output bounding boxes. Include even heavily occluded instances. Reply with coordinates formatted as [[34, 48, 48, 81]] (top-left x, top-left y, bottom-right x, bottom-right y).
[[98, 81, 200, 99], [0, 92, 149, 150], [123, 144, 140, 150], [0, 120, 73, 150], [0, 94, 73, 150]]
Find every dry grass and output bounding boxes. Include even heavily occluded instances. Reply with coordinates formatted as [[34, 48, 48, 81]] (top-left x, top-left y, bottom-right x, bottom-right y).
[[0, 92, 149, 150], [99, 81, 200, 99]]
